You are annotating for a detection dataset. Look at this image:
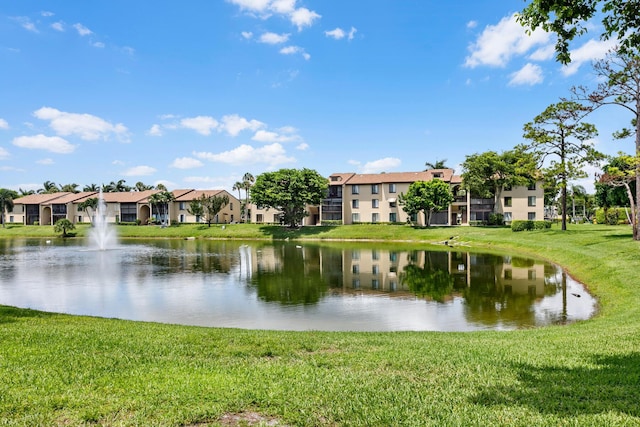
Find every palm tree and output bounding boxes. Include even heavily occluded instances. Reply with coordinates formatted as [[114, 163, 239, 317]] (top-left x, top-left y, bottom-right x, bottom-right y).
[[60, 183, 79, 193], [241, 172, 255, 222], [18, 188, 35, 196], [569, 184, 587, 222], [134, 181, 154, 191], [425, 159, 448, 170], [148, 191, 175, 226], [83, 183, 100, 192], [232, 181, 243, 220], [0, 188, 18, 228], [39, 181, 60, 194], [103, 180, 130, 193], [79, 198, 99, 225]]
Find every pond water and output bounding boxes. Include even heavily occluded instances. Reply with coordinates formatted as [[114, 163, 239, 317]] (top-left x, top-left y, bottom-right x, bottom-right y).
[[0, 238, 596, 331]]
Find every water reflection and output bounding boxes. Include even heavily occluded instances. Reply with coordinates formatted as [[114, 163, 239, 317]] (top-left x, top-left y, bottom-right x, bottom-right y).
[[0, 239, 596, 331]]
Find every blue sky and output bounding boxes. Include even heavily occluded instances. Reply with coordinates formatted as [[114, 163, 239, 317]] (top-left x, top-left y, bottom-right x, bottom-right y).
[[0, 1, 631, 194]]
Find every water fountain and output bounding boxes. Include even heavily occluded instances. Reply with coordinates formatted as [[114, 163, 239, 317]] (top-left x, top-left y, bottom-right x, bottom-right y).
[[88, 190, 117, 250]]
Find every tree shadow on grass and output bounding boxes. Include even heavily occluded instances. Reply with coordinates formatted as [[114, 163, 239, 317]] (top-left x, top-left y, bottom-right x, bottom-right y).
[[257, 225, 337, 239], [472, 353, 640, 417], [0, 305, 55, 324]]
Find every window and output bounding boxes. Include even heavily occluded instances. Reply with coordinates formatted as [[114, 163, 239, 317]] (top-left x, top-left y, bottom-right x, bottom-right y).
[[528, 196, 536, 207], [528, 270, 536, 280], [352, 213, 360, 223], [528, 212, 536, 220], [372, 213, 379, 223], [179, 202, 186, 210], [179, 214, 185, 223], [230, 215, 234, 222], [352, 250, 360, 260], [352, 279, 360, 289], [230, 202, 233, 210], [78, 216, 82, 223], [371, 279, 380, 289], [389, 212, 397, 222], [503, 212, 512, 222], [389, 183, 396, 193], [504, 196, 512, 207], [528, 182, 536, 190], [372, 250, 379, 260], [120, 203, 137, 223], [504, 269, 512, 279], [352, 199, 359, 209], [273, 214, 280, 223], [256, 214, 263, 223], [371, 184, 379, 194], [9, 216, 14, 222], [372, 199, 379, 208], [352, 265, 360, 274], [372, 265, 379, 274], [352, 185, 360, 195], [389, 200, 397, 208]]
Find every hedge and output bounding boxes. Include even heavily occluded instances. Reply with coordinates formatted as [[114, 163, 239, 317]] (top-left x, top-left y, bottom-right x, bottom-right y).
[[511, 220, 552, 232]]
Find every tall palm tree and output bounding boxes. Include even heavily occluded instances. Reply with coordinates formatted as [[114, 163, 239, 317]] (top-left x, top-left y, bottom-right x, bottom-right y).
[[0, 188, 18, 228], [241, 172, 255, 222], [135, 181, 154, 191], [18, 188, 35, 196], [232, 181, 243, 220], [425, 159, 448, 170], [148, 191, 175, 226], [60, 183, 79, 193], [39, 181, 60, 194]]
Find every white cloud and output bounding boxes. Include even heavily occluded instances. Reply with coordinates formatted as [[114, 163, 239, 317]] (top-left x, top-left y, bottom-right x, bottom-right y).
[[325, 28, 345, 40], [296, 142, 309, 150], [290, 7, 321, 31], [252, 129, 300, 143], [0, 147, 9, 158], [170, 157, 204, 169], [92, 41, 105, 48], [0, 118, 8, 130], [37, 158, 54, 165], [194, 143, 295, 166], [271, 0, 296, 14], [12, 134, 75, 153], [529, 44, 556, 61], [280, 45, 310, 60], [41, 11, 54, 17], [508, 63, 544, 86], [465, 14, 551, 68], [353, 157, 402, 174], [348, 27, 357, 40], [259, 32, 289, 44], [241, 31, 253, 39], [73, 23, 93, 36], [467, 20, 478, 29], [122, 46, 135, 55], [51, 21, 65, 32], [13, 17, 38, 33], [33, 107, 130, 142], [123, 165, 157, 176], [180, 116, 219, 135], [220, 114, 264, 136], [561, 38, 617, 76], [228, 0, 272, 13], [147, 124, 163, 136]]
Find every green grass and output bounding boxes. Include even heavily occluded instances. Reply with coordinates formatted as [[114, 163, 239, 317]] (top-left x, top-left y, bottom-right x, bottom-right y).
[[1, 223, 640, 426]]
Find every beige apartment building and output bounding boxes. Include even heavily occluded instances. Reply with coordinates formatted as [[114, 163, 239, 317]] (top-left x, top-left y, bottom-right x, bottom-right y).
[[6, 189, 241, 226]]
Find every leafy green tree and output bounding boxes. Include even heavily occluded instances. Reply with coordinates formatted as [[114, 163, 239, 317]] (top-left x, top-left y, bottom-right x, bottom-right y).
[[518, 0, 640, 64], [195, 193, 229, 227], [251, 168, 328, 228], [596, 153, 637, 212], [134, 181, 154, 191], [399, 180, 454, 226], [523, 101, 603, 231], [54, 218, 75, 237], [461, 147, 538, 200], [187, 198, 205, 222], [400, 251, 453, 302], [148, 191, 175, 226], [78, 197, 99, 225], [0, 188, 18, 228]]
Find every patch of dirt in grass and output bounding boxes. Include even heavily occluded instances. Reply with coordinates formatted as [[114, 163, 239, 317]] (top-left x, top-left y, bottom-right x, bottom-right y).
[[189, 411, 286, 426]]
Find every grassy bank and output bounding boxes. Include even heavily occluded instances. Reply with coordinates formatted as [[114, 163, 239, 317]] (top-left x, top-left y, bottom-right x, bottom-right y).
[[1, 224, 639, 426]]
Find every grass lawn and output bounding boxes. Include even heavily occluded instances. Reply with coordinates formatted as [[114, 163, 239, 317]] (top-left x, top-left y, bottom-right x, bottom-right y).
[[1, 223, 639, 426]]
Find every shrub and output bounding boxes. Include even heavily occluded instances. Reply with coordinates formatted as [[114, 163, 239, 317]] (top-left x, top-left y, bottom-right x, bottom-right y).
[[488, 213, 504, 226], [534, 220, 552, 230], [512, 220, 551, 232], [321, 220, 343, 226], [469, 220, 486, 227]]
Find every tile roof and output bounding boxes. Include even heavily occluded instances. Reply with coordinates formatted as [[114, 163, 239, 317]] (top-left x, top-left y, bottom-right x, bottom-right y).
[[42, 191, 98, 204], [174, 189, 230, 202], [343, 169, 459, 185], [13, 193, 72, 205]]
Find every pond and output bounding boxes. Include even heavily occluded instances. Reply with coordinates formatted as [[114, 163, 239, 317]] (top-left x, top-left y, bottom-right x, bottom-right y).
[[0, 238, 596, 331]]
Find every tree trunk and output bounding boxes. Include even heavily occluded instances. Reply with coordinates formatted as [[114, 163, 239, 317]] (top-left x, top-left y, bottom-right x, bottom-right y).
[[561, 183, 567, 231], [624, 182, 636, 233], [635, 105, 640, 240]]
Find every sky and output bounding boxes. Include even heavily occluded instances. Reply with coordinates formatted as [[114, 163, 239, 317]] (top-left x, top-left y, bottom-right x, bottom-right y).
[[0, 1, 633, 194]]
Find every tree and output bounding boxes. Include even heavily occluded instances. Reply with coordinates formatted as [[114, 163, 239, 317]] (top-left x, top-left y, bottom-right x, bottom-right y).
[[54, 218, 75, 237], [134, 181, 154, 191], [0, 188, 18, 228], [187, 198, 205, 222], [39, 181, 59, 194], [251, 168, 328, 228], [596, 153, 637, 215], [78, 197, 99, 225], [522, 101, 603, 230], [241, 172, 255, 222], [518, 0, 640, 65], [18, 188, 35, 196], [199, 193, 229, 227], [103, 180, 130, 192], [83, 183, 100, 192], [571, 49, 640, 239], [232, 181, 243, 219], [461, 148, 538, 201], [399, 180, 454, 226], [59, 183, 79, 193], [148, 191, 175, 226], [568, 184, 588, 222], [425, 159, 448, 170]]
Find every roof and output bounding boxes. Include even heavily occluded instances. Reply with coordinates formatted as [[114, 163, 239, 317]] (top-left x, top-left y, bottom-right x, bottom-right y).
[[328, 173, 355, 184], [12, 193, 72, 205], [174, 189, 232, 202], [42, 191, 98, 204], [343, 169, 458, 185], [103, 190, 159, 203]]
